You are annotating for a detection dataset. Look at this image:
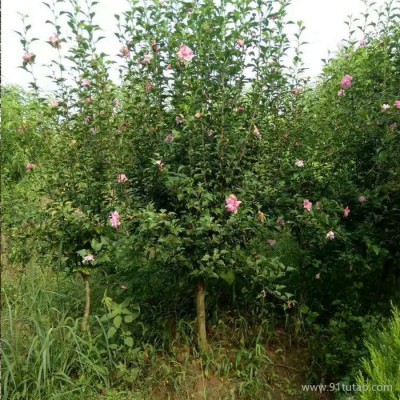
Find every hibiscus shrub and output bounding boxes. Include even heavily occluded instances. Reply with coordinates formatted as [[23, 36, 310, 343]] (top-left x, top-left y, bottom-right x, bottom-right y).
[[267, 8, 400, 379], [13, 0, 306, 349], [102, 0, 305, 351]]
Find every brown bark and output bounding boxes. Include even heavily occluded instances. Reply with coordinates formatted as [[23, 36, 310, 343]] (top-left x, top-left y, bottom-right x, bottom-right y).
[[81, 274, 91, 331], [195, 280, 208, 353]]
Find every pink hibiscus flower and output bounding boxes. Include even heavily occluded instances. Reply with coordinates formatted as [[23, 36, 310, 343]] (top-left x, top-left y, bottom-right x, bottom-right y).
[[340, 75, 353, 89], [118, 174, 128, 183], [303, 199, 313, 212], [177, 45, 194, 62], [156, 160, 164, 169], [110, 211, 120, 229], [119, 46, 130, 58], [49, 34, 61, 49], [225, 195, 242, 214], [22, 52, 36, 64], [326, 231, 335, 240], [83, 254, 95, 264], [142, 54, 153, 64], [236, 39, 244, 47], [344, 206, 350, 218]]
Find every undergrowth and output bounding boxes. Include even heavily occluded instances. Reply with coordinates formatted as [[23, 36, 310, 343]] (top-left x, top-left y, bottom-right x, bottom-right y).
[[2, 265, 319, 400]]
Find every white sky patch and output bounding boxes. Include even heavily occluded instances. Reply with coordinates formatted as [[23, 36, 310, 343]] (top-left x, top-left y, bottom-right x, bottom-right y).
[[1, 0, 387, 90]]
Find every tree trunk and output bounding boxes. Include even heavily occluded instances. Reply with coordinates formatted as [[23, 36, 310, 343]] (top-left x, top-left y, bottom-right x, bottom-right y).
[[195, 280, 208, 353], [81, 274, 91, 331]]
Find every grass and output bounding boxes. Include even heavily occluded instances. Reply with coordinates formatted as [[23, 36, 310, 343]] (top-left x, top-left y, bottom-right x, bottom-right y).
[[356, 307, 400, 400], [1, 266, 115, 400], [2, 264, 333, 400]]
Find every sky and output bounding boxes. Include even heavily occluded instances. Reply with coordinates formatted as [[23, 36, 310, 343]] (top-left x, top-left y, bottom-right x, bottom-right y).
[[1, 0, 387, 90]]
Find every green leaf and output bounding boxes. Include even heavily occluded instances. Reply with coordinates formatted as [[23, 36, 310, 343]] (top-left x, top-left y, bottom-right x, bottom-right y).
[[107, 326, 117, 338], [124, 336, 134, 347], [299, 304, 310, 314], [113, 315, 122, 329], [219, 270, 235, 285], [120, 298, 131, 308], [91, 238, 102, 252], [124, 315, 134, 323], [201, 254, 210, 261]]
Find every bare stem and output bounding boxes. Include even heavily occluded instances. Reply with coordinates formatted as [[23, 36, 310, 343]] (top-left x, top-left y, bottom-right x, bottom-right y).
[[195, 280, 209, 353], [81, 274, 91, 331]]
